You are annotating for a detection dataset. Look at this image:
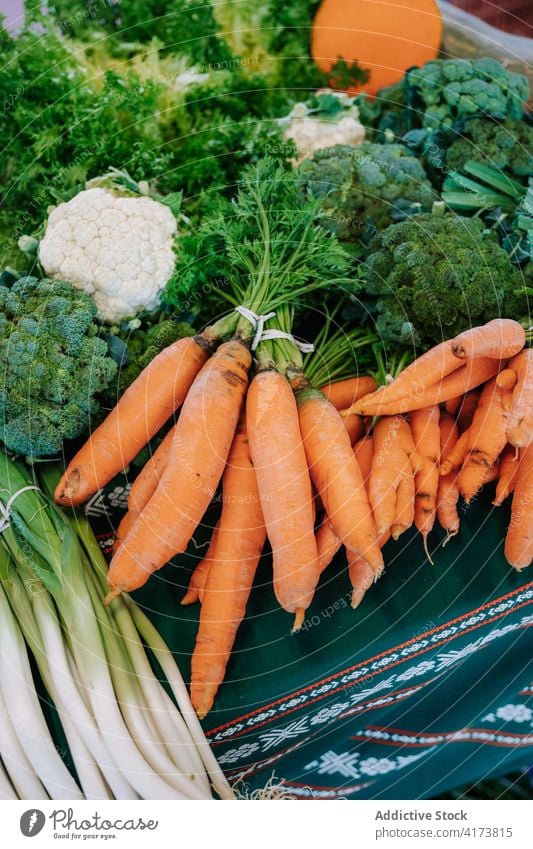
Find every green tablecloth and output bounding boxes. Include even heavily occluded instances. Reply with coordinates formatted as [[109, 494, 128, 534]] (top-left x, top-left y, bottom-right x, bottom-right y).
[[89, 477, 533, 799]]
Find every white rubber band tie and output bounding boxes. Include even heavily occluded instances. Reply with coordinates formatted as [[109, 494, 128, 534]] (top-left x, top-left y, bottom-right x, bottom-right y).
[[0, 486, 40, 533], [235, 306, 276, 350], [235, 306, 315, 353], [259, 330, 315, 354]]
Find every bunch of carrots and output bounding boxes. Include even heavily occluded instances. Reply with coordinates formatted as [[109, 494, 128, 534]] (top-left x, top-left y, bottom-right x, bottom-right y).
[[55, 314, 531, 718]]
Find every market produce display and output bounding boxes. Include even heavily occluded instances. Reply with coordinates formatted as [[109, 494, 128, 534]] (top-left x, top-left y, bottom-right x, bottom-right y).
[[0, 0, 531, 801]]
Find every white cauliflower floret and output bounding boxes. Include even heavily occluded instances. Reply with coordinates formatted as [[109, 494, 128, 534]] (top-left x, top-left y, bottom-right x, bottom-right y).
[[39, 187, 177, 323], [281, 91, 366, 165]]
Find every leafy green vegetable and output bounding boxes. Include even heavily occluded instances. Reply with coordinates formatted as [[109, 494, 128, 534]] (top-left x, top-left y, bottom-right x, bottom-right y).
[[45, 1, 233, 66], [163, 156, 352, 320], [442, 161, 533, 268], [445, 118, 533, 181], [298, 142, 435, 241], [213, 0, 368, 92], [362, 212, 527, 347], [0, 13, 292, 269], [0, 276, 117, 457]]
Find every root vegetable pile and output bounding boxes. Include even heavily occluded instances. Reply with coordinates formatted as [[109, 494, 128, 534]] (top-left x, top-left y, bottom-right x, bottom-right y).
[[55, 162, 532, 723]]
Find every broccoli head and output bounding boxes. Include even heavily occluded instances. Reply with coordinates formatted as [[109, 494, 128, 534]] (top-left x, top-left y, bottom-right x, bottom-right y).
[[363, 213, 526, 346], [298, 142, 435, 241], [445, 118, 533, 180], [0, 276, 117, 456], [407, 57, 529, 131]]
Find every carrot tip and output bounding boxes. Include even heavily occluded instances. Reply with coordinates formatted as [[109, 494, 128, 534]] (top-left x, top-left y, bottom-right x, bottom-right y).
[[103, 587, 121, 606], [292, 608, 305, 633], [351, 588, 365, 609], [181, 589, 199, 606], [442, 530, 459, 549], [422, 533, 435, 566]]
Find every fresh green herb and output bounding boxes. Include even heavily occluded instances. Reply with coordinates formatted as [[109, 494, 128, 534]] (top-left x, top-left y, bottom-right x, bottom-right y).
[[163, 156, 352, 326]]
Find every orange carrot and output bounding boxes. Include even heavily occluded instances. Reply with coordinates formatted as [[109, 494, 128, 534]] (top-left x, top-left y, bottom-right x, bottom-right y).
[[113, 428, 176, 555], [55, 335, 209, 506], [181, 522, 220, 606], [349, 340, 463, 414], [112, 509, 139, 555], [369, 416, 418, 538], [439, 410, 459, 462], [507, 349, 533, 449], [445, 395, 462, 416], [458, 376, 509, 503], [504, 443, 533, 570], [440, 428, 470, 476], [317, 435, 375, 576], [347, 550, 376, 609], [484, 462, 500, 484], [451, 319, 525, 360], [410, 406, 441, 561], [347, 524, 391, 608], [319, 376, 377, 410], [127, 427, 176, 514], [247, 370, 319, 624], [390, 456, 416, 541], [455, 389, 482, 433], [437, 474, 460, 542], [298, 387, 383, 575], [347, 358, 502, 417], [106, 338, 251, 597], [437, 412, 460, 541], [190, 420, 265, 718], [493, 445, 519, 507], [343, 413, 365, 446], [497, 369, 518, 392], [353, 435, 374, 483], [316, 520, 342, 574]]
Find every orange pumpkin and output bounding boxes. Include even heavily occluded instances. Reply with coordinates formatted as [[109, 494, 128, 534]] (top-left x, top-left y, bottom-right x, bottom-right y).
[[312, 0, 442, 96]]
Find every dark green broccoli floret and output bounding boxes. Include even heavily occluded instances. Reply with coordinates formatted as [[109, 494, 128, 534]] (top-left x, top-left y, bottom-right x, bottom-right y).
[[298, 142, 435, 240], [0, 276, 117, 456], [407, 57, 529, 131], [363, 213, 526, 346], [446, 118, 533, 180]]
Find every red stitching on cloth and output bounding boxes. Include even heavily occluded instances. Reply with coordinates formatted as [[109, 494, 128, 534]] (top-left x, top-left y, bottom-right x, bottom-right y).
[[366, 721, 533, 736], [209, 606, 533, 743], [350, 726, 533, 748], [208, 582, 532, 737], [218, 684, 430, 778]]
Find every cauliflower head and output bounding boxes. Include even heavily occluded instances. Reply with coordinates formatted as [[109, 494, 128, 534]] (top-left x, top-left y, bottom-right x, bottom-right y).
[[0, 276, 117, 457], [281, 91, 365, 165], [39, 187, 177, 323], [298, 142, 435, 241]]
